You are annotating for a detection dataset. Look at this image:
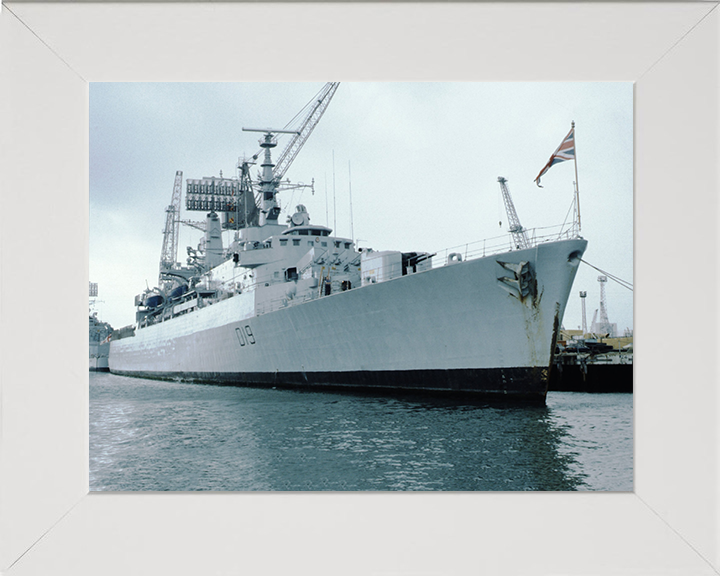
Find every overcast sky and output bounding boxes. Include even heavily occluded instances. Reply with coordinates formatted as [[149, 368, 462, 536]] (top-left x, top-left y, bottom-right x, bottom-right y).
[[90, 82, 633, 333]]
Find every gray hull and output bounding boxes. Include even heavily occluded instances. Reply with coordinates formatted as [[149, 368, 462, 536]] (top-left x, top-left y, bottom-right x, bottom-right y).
[[89, 342, 110, 372], [110, 238, 586, 400]]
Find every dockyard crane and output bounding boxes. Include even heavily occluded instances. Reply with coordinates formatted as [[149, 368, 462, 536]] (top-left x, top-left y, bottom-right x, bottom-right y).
[[242, 82, 340, 226], [590, 276, 616, 337], [159, 170, 183, 282], [497, 177, 530, 250], [179, 219, 206, 232], [272, 82, 340, 185]]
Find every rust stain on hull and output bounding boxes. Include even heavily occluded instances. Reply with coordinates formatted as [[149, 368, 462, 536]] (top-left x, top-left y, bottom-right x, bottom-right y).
[[545, 302, 562, 391]]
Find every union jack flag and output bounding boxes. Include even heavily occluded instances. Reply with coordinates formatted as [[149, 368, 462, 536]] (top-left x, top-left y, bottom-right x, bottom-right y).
[[534, 125, 575, 187]]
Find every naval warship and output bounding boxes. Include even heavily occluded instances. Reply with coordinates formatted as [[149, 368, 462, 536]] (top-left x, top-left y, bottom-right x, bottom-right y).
[[109, 84, 587, 401], [89, 312, 112, 371], [89, 282, 112, 371]]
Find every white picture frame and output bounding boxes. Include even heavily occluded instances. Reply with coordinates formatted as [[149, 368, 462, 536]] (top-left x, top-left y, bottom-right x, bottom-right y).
[[1, 2, 717, 574]]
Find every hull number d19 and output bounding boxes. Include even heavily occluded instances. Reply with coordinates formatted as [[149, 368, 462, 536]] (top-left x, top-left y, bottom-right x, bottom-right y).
[[235, 325, 256, 347]]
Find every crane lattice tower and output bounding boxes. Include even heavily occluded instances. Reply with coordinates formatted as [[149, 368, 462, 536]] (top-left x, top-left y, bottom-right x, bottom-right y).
[[497, 177, 530, 249], [159, 171, 183, 283]]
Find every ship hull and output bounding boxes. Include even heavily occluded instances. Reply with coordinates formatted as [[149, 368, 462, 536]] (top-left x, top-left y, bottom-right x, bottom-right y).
[[110, 367, 550, 401], [110, 238, 587, 401], [89, 342, 110, 372]]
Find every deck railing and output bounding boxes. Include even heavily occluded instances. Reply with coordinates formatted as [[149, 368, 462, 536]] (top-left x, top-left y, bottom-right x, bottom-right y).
[[431, 223, 579, 269]]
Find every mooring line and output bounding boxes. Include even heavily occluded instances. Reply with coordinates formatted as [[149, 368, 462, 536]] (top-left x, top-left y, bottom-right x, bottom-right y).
[[580, 259, 633, 291]]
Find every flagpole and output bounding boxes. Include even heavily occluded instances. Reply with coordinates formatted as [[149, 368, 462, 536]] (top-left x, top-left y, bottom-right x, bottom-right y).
[[572, 121, 581, 235]]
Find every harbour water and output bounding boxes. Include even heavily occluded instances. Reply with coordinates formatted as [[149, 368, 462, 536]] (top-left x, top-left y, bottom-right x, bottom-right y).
[[90, 372, 633, 492]]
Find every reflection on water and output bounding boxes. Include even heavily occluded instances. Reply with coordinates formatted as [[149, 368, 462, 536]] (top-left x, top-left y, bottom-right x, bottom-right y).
[[90, 373, 631, 491]]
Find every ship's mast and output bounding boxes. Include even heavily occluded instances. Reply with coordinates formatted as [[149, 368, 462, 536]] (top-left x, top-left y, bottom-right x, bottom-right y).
[[242, 128, 300, 226], [241, 82, 340, 228], [179, 83, 339, 248]]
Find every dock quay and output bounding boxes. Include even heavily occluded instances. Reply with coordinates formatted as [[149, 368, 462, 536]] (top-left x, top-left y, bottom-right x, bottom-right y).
[[548, 332, 633, 393]]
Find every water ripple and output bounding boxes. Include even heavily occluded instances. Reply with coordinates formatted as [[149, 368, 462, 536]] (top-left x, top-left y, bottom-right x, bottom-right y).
[[90, 373, 632, 491]]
